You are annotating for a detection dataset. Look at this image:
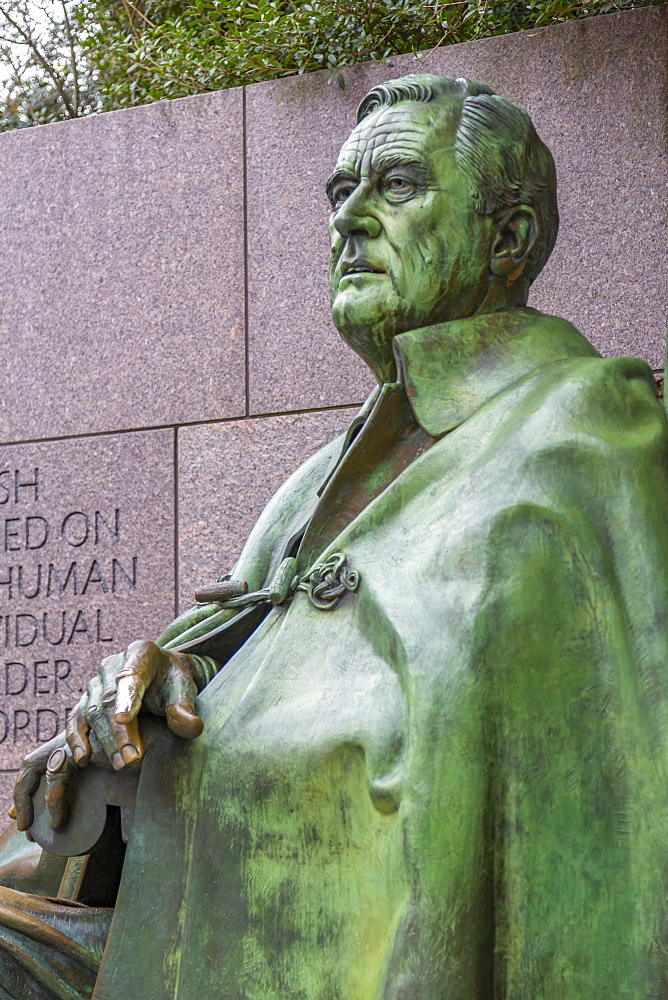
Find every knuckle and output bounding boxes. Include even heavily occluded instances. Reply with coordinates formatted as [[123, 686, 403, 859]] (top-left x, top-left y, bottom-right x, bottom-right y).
[[87, 700, 103, 723], [72, 691, 88, 715], [13, 770, 30, 794], [115, 665, 138, 685], [85, 700, 104, 728], [14, 766, 39, 801], [127, 638, 154, 657], [101, 686, 117, 710], [170, 670, 196, 699], [23, 744, 49, 768], [66, 723, 86, 752], [169, 651, 189, 672], [87, 675, 101, 699]]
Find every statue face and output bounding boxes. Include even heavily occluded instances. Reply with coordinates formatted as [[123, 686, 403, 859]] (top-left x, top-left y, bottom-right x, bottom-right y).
[[328, 98, 493, 382]]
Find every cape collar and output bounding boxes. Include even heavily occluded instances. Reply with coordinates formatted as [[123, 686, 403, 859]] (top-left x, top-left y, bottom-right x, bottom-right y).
[[391, 307, 601, 438]]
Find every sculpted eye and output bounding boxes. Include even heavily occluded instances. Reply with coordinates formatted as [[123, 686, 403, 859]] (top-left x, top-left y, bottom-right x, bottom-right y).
[[383, 174, 417, 202], [330, 182, 356, 210]]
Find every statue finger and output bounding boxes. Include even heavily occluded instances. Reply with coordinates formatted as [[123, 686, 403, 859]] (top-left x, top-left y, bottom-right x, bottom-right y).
[[110, 714, 143, 768], [13, 762, 43, 832], [114, 671, 148, 724], [44, 747, 75, 830], [163, 666, 204, 740], [85, 695, 139, 770], [113, 640, 163, 722], [46, 782, 68, 829], [65, 705, 92, 766]]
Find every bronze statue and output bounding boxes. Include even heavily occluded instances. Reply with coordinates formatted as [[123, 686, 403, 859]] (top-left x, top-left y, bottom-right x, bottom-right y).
[[1, 74, 668, 1000]]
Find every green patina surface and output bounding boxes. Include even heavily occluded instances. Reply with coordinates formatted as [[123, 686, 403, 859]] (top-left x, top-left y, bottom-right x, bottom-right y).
[[95, 309, 668, 1000], [1, 74, 667, 1000]]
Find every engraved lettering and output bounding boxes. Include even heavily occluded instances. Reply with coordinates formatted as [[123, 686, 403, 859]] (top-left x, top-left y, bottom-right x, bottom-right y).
[[42, 611, 66, 646], [15, 614, 38, 647], [18, 564, 41, 600], [14, 468, 39, 504], [67, 610, 92, 644], [81, 559, 108, 596], [13, 709, 31, 744], [112, 556, 137, 592], [36, 708, 59, 742], [95, 509, 120, 544], [0, 473, 10, 506], [0, 568, 13, 601], [5, 662, 27, 696], [4, 518, 20, 553], [96, 609, 113, 643], [33, 660, 49, 695], [47, 561, 78, 597], [61, 512, 89, 548], [55, 659, 73, 694], [25, 516, 49, 550], [0, 475, 144, 768]]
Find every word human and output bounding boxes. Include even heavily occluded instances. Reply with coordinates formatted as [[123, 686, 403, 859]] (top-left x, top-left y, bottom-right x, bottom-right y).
[[0, 557, 137, 600]]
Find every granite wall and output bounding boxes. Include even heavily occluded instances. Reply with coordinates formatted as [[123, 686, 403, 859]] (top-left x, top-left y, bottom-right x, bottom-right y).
[[0, 6, 665, 812]]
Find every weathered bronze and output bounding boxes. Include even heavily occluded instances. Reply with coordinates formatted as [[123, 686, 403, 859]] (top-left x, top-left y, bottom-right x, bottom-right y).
[[193, 579, 249, 604], [1, 74, 668, 999]]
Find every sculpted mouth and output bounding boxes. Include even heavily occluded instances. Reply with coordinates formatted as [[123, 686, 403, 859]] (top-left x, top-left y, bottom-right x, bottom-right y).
[[341, 261, 386, 277]]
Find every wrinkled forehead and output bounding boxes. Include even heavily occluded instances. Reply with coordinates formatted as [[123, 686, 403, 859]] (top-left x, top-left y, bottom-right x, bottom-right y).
[[333, 98, 461, 176]]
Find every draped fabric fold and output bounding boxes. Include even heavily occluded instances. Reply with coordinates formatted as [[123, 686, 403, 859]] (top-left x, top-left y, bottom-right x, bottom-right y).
[[0, 888, 111, 1000]]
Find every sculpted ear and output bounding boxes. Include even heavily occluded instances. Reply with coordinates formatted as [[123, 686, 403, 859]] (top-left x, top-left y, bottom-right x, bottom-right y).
[[489, 206, 538, 283]]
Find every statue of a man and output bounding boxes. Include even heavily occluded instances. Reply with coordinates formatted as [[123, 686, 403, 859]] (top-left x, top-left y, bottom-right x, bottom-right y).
[[1, 74, 668, 1000]]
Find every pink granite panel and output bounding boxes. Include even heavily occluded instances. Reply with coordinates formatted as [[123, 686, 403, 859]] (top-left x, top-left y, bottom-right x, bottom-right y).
[[0, 431, 174, 769], [0, 89, 246, 440], [177, 408, 355, 612], [0, 772, 16, 820]]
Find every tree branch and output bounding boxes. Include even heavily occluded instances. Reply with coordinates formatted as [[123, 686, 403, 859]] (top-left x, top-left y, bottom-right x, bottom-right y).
[[2, 44, 39, 123], [0, 2, 76, 116], [60, 0, 79, 114]]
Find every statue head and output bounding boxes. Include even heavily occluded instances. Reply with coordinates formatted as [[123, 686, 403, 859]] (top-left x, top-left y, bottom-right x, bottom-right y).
[[327, 74, 559, 382]]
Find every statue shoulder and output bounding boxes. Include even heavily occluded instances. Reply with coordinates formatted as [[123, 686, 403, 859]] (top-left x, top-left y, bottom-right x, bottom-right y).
[[535, 352, 665, 450], [488, 352, 668, 558]]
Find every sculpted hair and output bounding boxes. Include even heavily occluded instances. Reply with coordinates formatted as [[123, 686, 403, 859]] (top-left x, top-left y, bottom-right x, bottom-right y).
[[357, 74, 558, 283]]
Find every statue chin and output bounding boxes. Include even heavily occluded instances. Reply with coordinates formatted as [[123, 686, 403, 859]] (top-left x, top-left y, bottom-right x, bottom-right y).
[[332, 302, 407, 383], [335, 327, 399, 384]]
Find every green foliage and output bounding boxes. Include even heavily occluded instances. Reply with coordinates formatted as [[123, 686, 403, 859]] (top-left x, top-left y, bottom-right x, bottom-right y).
[[80, 0, 665, 110], [0, 0, 666, 127]]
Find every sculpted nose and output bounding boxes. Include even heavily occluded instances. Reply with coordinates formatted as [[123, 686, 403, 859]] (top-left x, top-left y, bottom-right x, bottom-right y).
[[333, 191, 381, 239]]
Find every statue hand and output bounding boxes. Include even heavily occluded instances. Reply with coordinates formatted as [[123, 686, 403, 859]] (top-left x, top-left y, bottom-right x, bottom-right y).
[[11, 641, 214, 833], [65, 640, 206, 773]]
